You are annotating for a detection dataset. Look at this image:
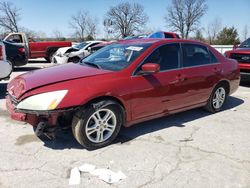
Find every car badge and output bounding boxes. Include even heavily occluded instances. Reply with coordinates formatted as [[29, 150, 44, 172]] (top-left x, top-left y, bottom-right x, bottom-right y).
[[242, 56, 250, 60]]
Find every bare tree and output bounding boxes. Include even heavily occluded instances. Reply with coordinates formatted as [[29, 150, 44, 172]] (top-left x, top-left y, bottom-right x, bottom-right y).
[[0, 1, 21, 32], [104, 2, 148, 38], [69, 10, 98, 41], [206, 17, 222, 44], [242, 25, 249, 41], [165, 0, 207, 39], [52, 29, 63, 39]]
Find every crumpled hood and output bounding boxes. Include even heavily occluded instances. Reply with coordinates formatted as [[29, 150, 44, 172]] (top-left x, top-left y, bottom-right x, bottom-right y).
[[56, 47, 72, 55], [7, 63, 112, 99]]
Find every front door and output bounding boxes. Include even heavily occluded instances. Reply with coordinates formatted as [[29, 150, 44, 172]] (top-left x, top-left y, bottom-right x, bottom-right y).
[[131, 43, 187, 120]]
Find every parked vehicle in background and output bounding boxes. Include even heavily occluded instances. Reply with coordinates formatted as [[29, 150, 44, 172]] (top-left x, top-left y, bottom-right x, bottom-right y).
[[6, 39, 240, 149], [52, 41, 103, 64], [147, 31, 180, 39], [0, 41, 12, 80], [4, 33, 72, 62], [123, 31, 180, 40], [88, 31, 180, 54], [2, 40, 28, 68], [225, 38, 250, 81], [89, 41, 115, 53]]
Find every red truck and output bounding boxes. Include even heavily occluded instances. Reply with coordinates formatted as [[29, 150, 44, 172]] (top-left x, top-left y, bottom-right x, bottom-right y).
[[225, 38, 250, 81], [4, 33, 72, 63]]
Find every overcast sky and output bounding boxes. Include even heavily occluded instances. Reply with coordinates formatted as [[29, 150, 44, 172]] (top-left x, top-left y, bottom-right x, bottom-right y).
[[6, 0, 250, 40]]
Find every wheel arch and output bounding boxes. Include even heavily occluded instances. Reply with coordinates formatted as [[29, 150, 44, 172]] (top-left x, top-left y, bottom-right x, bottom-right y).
[[81, 95, 127, 126], [45, 46, 59, 57], [216, 80, 230, 95]]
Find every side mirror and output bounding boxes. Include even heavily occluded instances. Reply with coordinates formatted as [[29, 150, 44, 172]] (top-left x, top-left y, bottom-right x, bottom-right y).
[[141, 63, 160, 74]]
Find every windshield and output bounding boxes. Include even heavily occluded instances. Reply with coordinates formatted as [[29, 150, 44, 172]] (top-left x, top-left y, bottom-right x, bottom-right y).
[[239, 38, 250, 48], [74, 42, 88, 49], [80, 43, 151, 71]]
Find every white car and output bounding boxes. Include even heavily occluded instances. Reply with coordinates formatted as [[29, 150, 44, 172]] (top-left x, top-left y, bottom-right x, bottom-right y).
[[0, 41, 12, 80], [52, 41, 103, 64]]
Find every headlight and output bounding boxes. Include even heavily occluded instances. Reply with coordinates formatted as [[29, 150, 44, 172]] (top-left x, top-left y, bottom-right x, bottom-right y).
[[16, 90, 68, 111], [65, 53, 70, 57]]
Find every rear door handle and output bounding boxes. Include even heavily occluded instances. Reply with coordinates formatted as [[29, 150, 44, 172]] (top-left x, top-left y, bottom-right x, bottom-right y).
[[214, 67, 222, 73]]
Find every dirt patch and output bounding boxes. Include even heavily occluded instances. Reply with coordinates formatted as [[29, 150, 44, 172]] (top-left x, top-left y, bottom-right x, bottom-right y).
[[15, 134, 41, 145], [0, 109, 8, 117], [154, 135, 165, 142]]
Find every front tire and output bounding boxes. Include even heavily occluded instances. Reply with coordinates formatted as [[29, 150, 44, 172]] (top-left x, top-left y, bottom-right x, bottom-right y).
[[46, 50, 57, 62], [68, 56, 80, 63], [72, 101, 123, 150], [205, 85, 227, 113]]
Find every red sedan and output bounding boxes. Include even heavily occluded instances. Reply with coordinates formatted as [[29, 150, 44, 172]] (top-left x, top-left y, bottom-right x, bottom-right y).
[[6, 39, 240, 149]]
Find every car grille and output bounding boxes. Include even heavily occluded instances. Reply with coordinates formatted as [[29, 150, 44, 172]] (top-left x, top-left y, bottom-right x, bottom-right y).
[[230, 53, 250, 63]]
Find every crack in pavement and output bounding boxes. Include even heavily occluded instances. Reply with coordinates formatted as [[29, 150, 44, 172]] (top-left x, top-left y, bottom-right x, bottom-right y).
[[0, 162, 47, 173]]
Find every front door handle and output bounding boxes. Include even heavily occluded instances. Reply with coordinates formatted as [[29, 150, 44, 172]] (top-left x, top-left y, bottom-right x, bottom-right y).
[[176, 74, 187, 82]]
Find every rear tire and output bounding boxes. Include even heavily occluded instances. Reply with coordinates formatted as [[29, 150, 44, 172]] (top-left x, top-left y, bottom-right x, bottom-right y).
[[205, 84, 227, 113], [72, 101, 123, 150]]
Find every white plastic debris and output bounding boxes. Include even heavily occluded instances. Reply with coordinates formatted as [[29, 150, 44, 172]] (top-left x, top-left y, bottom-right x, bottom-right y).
[[68, 163, 126, 185], [69, 167, 81, 185], [78, 163, 96, 173], [90, 168, 126, 184], [231, 108, 237, 111]]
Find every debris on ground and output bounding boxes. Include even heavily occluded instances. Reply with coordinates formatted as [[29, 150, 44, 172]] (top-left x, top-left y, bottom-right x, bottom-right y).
[[68, 167, 81, 185], [231, 108, 237, 111], [69, 163, 126, 185], [179, 138, 194, 142]]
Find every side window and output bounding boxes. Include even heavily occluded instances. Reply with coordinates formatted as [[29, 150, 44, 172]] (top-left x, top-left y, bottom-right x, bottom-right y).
[[209, 50, 218, 63], [7, 34, 23, 43], [89, 42, 100, 48], [182, 44, 211, 67], [164, 33, 174, 38], [138, 43, 180, 73]]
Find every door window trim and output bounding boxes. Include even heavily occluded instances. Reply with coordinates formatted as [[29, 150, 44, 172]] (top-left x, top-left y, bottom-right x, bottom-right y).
[[132, 42, 221, 77], [132, 42, 182, 77], [180, 43, 220, 68]]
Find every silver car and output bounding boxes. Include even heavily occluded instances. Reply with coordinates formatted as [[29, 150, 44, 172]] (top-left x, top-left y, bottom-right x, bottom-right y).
[[0, 41, 12, 80]]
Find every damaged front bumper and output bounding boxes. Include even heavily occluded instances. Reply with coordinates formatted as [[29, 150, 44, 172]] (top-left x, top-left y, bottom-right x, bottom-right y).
[[6, 95, 77, 127], [52, 55, 69, 64]]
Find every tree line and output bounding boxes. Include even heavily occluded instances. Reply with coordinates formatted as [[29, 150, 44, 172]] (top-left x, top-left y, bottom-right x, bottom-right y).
[[0, 0, 248, 44]]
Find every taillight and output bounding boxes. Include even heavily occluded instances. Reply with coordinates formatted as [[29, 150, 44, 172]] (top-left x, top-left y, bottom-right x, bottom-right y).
[[18, 47, 25, 53]]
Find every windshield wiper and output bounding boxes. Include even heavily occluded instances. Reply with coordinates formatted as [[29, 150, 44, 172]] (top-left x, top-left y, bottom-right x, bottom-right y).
[[82, 61, 101, 69]]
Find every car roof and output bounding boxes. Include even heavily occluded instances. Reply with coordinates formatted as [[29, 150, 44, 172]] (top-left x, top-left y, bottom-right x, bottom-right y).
[[117, 38, 209, 47]]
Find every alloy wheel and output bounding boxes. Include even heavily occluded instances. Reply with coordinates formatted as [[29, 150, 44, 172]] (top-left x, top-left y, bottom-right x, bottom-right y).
[[212, 87, 226, 109], [85, 109, 117, 143]]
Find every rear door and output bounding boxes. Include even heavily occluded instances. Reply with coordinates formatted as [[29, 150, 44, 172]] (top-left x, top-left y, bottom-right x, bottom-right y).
[[178, 43, 221, 106]]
